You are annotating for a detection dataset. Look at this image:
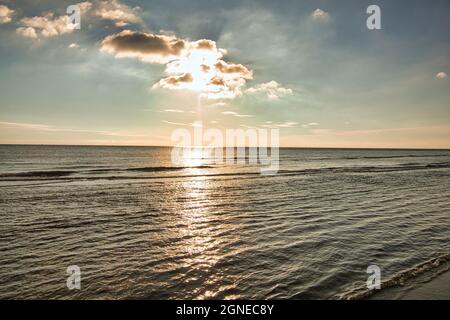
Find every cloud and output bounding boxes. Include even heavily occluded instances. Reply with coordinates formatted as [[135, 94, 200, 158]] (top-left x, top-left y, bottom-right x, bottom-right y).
[[221, 111, 252, 117], [68, 43, 80, 49], [0, 121, 143, 137], [101, 30, 186, 63], [278, 122, 298, 128], [302, 122, 319, 128], [77, 1, 94, 13], [161, 120, 204, 127], [162, 109, 184, 113], [101, 30, 253, 99], [16, 13, 76, 39], [0, 4, 14, 24], [15, 1, 140, 40], [95, 0, 142, 25], [162, 120, 188, 126], [16, 27, 38, 39], [263, 121, 298, 128], [0, 121, 51, 130], [436, 72, 448, 79], [156, 73, 194, 89], [214, 60, 252, 78], [311, 8, 330, 21], [246, 80, 293, 99]]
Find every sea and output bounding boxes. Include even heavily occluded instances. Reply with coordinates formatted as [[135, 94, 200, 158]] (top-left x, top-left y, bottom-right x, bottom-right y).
[[0, 145, 449, 299]]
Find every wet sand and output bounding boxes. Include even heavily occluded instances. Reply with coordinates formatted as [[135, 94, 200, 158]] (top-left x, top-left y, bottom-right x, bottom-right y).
[[370, 269, 450, 300], [399, 270, 450, 299]]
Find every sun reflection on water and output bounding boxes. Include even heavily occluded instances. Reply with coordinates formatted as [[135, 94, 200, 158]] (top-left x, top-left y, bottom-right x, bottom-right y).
[[179, 147, 218, 169], [160, 146, 242, 298], [175, 172, 240, 298]]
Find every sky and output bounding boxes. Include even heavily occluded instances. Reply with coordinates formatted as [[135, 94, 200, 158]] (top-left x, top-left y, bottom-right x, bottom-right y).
[[0, 0, 449, 148]]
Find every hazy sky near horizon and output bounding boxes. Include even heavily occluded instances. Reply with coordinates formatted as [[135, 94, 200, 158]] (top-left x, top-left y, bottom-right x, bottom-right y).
[[0, 0, 449, 148]]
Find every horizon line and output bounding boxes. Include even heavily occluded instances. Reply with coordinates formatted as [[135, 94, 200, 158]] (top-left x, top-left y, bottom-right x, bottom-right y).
[[1, 143, 449, 151]]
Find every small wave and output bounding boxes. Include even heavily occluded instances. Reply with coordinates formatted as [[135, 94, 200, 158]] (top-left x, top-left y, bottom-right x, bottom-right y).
[[126, 165, 213, 172], [87, 165, 213, 173], [314, 154, 450, 161], [338, 252, 450, 300], [0, 166, 215, 179], [1, 162, 448, 182], [0, 170, 74, 178]]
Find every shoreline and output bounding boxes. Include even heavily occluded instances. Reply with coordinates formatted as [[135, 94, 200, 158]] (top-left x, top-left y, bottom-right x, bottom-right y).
[[370, 268, 450, 300]]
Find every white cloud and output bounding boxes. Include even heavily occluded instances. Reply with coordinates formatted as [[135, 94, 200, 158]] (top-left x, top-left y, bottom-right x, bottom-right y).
[[0, 121, 50, 130], [436, 72, 448, 79], [95, 0, 141, 25], [278, 121, 298, 128], [162, 120, 188, 126], [311, 8, 330, 21], [68, 43, 80, 49], [77, 2, 94, 13], [162, 109, 184, 113], [15, 1, 141, 40], [0, 121, 143, 137], [114, 20, 129, 27], [0, 4, 14, 24], [263, 121, 298, 128], [16, 27, 38, 39], [302, 122, 319, 128], [246, 81, 293, 99], [221, 111, 253, 117], [17, 13, 75, 39]]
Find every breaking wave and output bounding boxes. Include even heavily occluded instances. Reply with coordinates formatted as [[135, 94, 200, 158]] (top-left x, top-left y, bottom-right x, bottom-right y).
[[338, 252, 450, 300]]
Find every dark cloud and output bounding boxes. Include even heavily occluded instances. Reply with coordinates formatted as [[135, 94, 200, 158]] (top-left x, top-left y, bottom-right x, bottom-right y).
[[164, 73, 193, 85], [210, 76, 225, 86], [195, 39, 216, 50], [101, 30, 186, 63], [215, 61, 252, 78]]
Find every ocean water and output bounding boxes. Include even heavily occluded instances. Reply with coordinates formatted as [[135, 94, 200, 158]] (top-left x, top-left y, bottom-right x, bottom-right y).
[[0, 145, 449, 299]]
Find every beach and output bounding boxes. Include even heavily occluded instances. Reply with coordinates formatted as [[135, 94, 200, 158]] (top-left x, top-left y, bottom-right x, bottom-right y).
[[368, 257, 450, 300], [399, 269, 450, 300]]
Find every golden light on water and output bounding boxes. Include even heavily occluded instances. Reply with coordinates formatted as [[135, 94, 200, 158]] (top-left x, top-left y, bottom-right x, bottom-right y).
[[176, 173, 241, 299], [181, 147, 205, 168]]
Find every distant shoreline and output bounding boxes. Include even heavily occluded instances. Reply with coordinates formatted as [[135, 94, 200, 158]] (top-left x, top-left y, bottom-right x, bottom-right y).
[[1, 144, 449, 151]]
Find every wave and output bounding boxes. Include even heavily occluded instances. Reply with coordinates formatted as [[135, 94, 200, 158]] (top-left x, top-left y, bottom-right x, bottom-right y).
[[279, 162, 450, 175], [1, 162, 449, 182], [0, 170, 74, 178], [87, 165, 213, 173], [313, 154, 450, 161], [338, 251, 450, 300], [0, 165, 214, 178]]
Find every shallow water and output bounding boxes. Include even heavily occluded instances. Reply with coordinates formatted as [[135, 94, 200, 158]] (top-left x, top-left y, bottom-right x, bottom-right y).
[[0, 145, 449, 299]]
